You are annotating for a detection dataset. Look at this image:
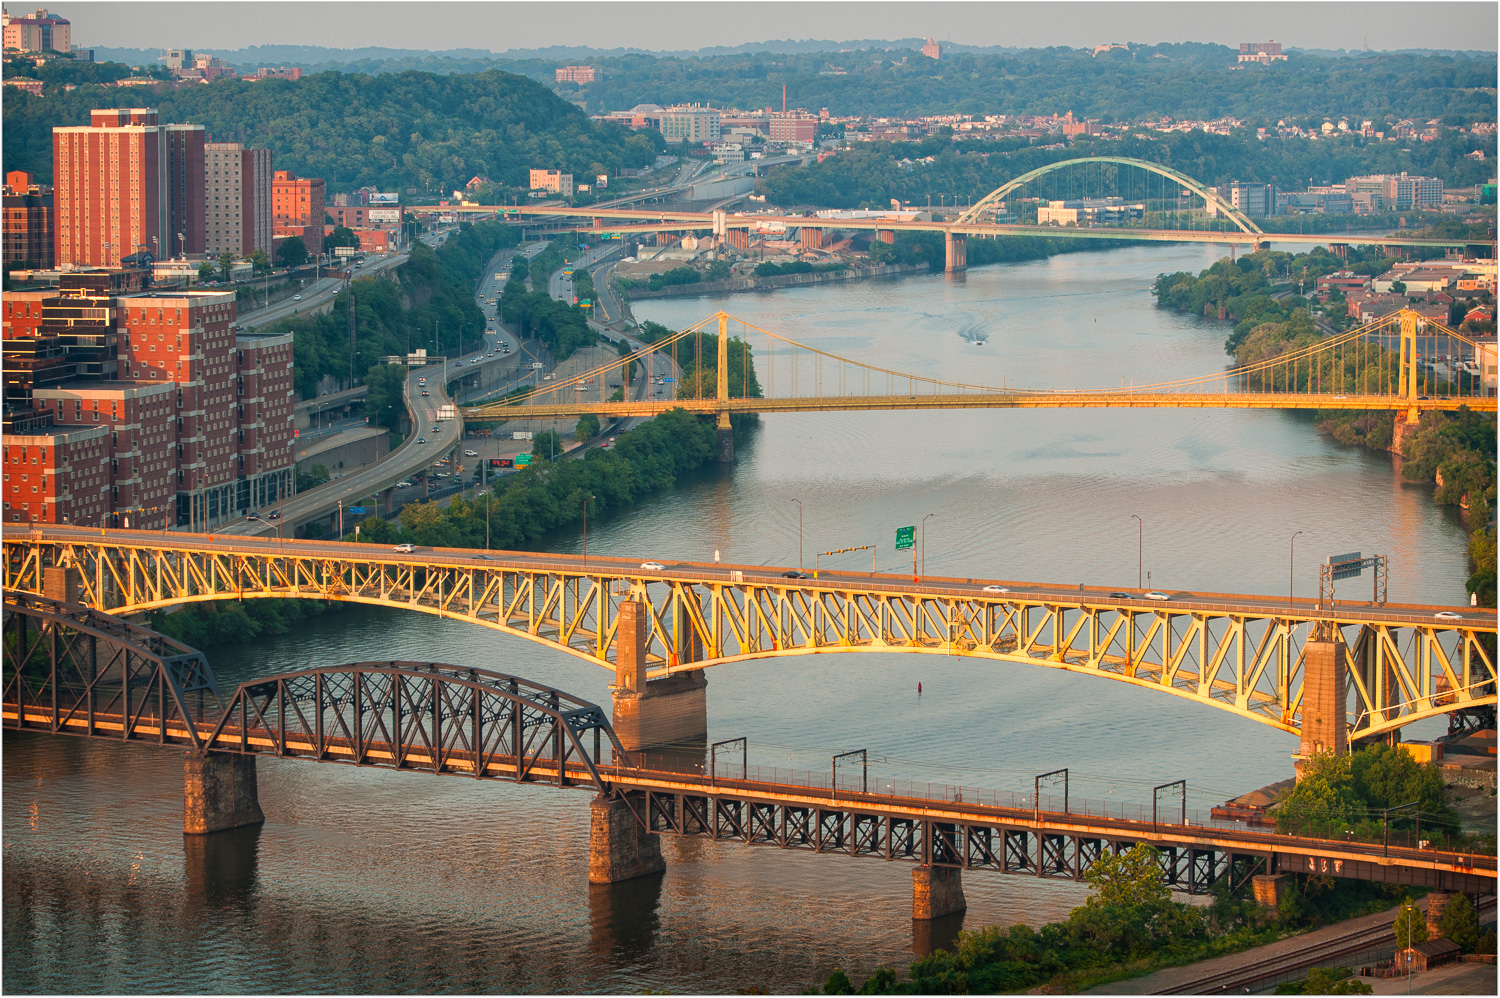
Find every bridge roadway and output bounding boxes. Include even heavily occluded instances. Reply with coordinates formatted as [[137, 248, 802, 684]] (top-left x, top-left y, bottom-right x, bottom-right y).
[[466, 388, 1496, 419], [8, 525, 1494, 743], [454, 204, 1481, 250]]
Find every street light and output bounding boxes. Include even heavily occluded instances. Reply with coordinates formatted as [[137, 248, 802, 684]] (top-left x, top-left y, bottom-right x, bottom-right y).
[[790, 498, 803, 570], [581, 493, 595, 568], [1130, 514, 1143, 589], [1289, 530, 1303, 604], [921, 512, 936, 578]]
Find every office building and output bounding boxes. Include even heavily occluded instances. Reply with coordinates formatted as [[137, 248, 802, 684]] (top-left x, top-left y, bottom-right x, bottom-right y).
[[659, 106, 721, 144], [1218, 181, 1277, 218], [1345, 173, 1443, 210], [204, 142, 273, 257], [4, 170, 54, 269], [529, 169, 575, 196], [921, 38, 940, 59], [555, 65, 596, 83], [770, 113, 818, 144], [1238, 41, 1287, 63], [272, 169, 325, 255], [52, 108, 205, 267], [3, 6, 70, 52]]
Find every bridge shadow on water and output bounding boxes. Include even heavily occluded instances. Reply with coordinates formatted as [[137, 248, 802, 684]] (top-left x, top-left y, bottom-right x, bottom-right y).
[[588, 872, 664, 960], [183, 824, 261, 914]]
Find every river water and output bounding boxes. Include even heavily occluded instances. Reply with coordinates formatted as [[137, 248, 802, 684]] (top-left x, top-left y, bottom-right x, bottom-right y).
[[3, 244, 1472, 994]]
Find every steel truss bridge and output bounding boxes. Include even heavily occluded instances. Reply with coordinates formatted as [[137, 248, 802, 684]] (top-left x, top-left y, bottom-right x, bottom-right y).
[[4, 592, 1492, 895], [448, 156, 1486, 252], [463, 309, 1495, 423], [6, 527, 1494, 743]]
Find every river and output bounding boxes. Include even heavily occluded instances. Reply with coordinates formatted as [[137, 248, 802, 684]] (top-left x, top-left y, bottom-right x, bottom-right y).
[[2, 243, 1472, 994]]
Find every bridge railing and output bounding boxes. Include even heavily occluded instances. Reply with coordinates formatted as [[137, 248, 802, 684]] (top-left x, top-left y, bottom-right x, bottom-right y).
[[616, 750, 1498, 859]]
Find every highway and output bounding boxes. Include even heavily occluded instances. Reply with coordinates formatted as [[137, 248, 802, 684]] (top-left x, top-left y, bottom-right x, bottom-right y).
[[235, 251, 409, 331]]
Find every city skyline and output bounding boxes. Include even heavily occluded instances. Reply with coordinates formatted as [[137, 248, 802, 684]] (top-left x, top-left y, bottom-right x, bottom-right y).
[[61, 1, 1499, 55]]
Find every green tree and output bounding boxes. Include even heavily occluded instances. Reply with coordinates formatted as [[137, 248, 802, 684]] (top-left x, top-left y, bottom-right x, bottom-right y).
[[1390, 281, 1407, 295], [1275, 966, 1373, 994], [575, 413, 601, 441], [296, 462, 330, 493], [197, 261, 217, 282], [363, 364, 409, 430], [217, 252, 235, 282], [277, 235, 309, 268], [1276, 751, 1362, 836], [1436, 892, 1483, 953], [1067, 843, 1203, 957], [1394, 899, 1429, 950], [325, 226, 361, 251], [1349, 744, 1454, 828], [532, 429, 562, 460], [249, 248, 272, 274]]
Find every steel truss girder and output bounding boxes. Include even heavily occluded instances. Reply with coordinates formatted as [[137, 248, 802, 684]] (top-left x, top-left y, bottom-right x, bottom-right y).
[[619, 789, 1266, 895], [5, 535, 1493, 739], [3, 592, 221, 751]]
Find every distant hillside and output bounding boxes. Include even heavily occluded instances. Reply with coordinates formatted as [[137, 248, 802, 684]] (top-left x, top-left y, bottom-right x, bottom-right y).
[[2, 68, 662, 194]]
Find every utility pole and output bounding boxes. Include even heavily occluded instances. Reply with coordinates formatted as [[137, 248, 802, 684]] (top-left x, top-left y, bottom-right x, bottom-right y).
[[348, 287, 357, 388]]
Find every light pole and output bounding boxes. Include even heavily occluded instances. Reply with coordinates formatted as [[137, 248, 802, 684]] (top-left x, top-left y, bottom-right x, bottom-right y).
[[1289, 530, 1303, 604], [921, 512, 936, 578], [1130, 514, 1143, 589], [791, 498, 803, 569], [337, 499, 344, 540]]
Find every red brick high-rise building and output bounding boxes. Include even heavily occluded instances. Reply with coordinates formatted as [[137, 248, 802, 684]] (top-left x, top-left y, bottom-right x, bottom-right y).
[[273, 169, 325, 255], [205, 142, 273, 257], [3, 170, 54, 270], [52, 108, 205, 267]]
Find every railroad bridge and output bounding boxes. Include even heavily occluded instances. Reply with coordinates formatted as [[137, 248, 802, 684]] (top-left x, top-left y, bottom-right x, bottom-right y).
[[5, 592, 1493, 919]]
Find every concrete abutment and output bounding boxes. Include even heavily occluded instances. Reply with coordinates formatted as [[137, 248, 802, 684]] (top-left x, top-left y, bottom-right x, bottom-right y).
[[944, 232, 967, 274], [912, 865, 966, 920], [183, 752, 265, 835], [1295, 638, 1348, 778], [589, 794, 666, 884]]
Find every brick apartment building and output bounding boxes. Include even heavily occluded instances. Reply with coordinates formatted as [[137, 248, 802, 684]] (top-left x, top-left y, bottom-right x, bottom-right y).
[[554, 65, 596, 83], [204, 141, 273, 257], [3, 169, 54, 269], [272, 169, 326, 255], [3, 424, 109, 527], [52, 108, 205, 267], [2, 272, 295, 529]]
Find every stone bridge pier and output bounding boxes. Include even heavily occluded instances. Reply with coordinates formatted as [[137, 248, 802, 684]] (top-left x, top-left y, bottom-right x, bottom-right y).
[[610, 599, 708, 754], [183, 752, 265, 834], [944, 232, 967, 275]]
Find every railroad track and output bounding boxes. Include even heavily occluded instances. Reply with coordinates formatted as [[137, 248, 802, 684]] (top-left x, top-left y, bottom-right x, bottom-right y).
[[1153, 896, 1496, 993]]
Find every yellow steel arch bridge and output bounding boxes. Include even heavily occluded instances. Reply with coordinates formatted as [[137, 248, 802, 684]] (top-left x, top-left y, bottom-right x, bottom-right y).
[[465, 309, 1495, 423], [6, 527, 1494, 745]]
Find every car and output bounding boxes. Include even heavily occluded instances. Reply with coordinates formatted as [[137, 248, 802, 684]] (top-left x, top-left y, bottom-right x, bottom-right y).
[[432, 425, 441, 432], [292, 294, 302, 301], [421, 390, 430, 397], [393, 543, 416, 554], [418, 378, 427, 385], [640, 561, 666, 571], [396, 480, 413, 488], [982, 585, 1010, 593], [434, 472, 449, 479], [1110, 592, 1134, 599], [267, 510, 280, 520], [464, 449, 478, 457], [455, 360, 463, 367], [781, 570, 808, 579], [1434, 610, 1464, 620], [1144, 591, 1172, 601], [416, 437, 426, 444]]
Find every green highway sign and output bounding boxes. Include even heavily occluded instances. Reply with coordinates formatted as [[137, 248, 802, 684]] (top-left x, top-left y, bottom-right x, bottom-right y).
[[516, 453, 533, 466], [895, 525, 915, 550]]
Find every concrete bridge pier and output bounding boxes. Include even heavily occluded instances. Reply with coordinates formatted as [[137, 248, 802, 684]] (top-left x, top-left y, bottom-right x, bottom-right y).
[[714, 410, 734, 463], [589, 793, 665, 883], [944, 232, 967, 274], [183, 752, 265, 835], [380, 487, 394, 516], [1294, 637, 1348, 779], [611, 599, 709, 754], [912, 865, 966, 919]]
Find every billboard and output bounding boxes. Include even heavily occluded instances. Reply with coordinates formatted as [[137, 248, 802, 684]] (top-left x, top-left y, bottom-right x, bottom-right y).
[[367, 192, 400, 205], [367, 208, 401, 224]]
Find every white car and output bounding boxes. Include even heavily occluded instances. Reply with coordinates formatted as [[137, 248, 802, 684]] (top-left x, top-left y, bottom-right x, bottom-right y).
[[1144, 591, 1172, 601], [393, 543, 416, 554], [640, 561, 666, 571], [982, 585, 1010, 593], [1434, 610, 1464, 620], [464, 449, 478, 457], [293, 294, 302, 301]]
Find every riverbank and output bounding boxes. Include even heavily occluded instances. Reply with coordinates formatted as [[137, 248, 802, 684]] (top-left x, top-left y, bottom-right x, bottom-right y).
[[625, 262, 928, 299]]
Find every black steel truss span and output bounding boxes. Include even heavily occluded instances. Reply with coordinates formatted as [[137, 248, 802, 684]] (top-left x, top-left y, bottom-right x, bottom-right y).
[[624, 787, 1275, 895], [3, 591, 222, 750], [204, 662, 625, 790]]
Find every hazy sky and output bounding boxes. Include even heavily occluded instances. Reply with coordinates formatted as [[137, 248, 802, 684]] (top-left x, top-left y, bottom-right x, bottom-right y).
[[69, 1, 1498, 54]]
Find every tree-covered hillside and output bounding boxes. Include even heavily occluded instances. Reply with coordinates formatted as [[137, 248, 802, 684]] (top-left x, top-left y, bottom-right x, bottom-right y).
[[2, 69, 662, 195]]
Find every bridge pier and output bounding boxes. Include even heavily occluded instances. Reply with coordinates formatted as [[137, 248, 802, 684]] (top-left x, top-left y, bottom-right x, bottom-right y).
[[944, 232, 967, 274], [912, 865, 966, 920], [42, 565, 81, 604], [589, 793, 665, 883], [612, 599, 709, 753], [1295, 638, 1348, 778], [714, 410, 733, 463], [183, 752, 265, 835], [1252, 873, 1291, 909]]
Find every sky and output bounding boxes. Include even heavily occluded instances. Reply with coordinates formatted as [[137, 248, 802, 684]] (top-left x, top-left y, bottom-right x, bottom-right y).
[[66, 1, 1499, 54]]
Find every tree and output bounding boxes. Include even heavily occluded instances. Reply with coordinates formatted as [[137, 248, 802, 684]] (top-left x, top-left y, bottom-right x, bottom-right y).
[[532, 429, 562, 461], [1394, 899, 1428, 951], [1390, 280, 1407, 295], [277, 236, 309, 268], [1275, 966, 1373, 994], [1436, 892, 1483, 953], [575, 413, 601, 441], [197, 261, 217, 283], [249, 248, 272, 274], [1067, 843, 1202, 957], [296, 462, 330, 493], [217, 252, 236, 282], [325, 226, 361, 251], [364, 364, 409, 430], [1276, 751, 1362, 835]]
